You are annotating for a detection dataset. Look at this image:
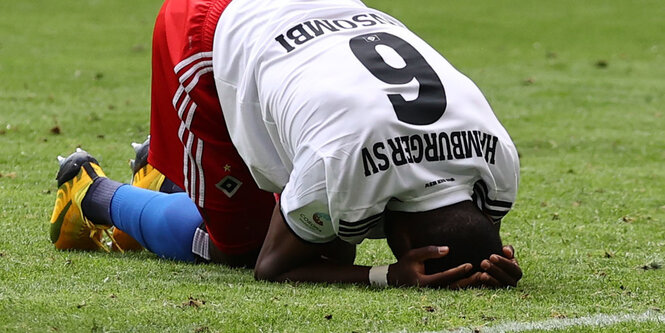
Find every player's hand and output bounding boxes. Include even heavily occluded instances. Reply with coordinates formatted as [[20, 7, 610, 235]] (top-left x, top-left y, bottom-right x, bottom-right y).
[[441, 245, 522, 289], [387, 246, 472, 288], [474, 245, 522, 288]]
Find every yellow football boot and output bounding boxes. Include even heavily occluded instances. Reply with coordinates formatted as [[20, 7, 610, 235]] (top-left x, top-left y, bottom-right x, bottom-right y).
[[50, 148, 118, 252], [131, 163, 167, 191]]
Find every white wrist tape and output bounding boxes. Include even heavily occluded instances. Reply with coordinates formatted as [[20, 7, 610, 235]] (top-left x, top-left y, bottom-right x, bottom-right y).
[[369, 265, 389, 287]]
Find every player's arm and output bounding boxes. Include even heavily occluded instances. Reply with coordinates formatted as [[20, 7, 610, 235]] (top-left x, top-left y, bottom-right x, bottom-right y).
[[254, 204, 360, 283], [254, 203, 475, 287]]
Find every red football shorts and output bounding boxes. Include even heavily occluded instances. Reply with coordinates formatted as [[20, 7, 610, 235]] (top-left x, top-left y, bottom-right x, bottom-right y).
[[148, 0, 274, 255]]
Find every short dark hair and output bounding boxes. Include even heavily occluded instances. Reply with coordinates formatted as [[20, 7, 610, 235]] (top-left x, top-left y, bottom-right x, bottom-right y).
[[385, 200, 502, 275]]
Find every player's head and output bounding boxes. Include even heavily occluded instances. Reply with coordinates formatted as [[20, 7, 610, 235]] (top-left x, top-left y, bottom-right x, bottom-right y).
[[385, 200, 502, 274]]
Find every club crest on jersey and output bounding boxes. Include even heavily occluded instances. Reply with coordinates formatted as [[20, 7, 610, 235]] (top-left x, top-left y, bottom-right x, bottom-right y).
[[362, 35, 380, 43], [215, 175, 242, 198]]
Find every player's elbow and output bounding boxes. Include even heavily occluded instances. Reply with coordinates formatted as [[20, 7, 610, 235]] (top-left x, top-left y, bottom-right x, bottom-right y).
[[253, 254, 284, 282]]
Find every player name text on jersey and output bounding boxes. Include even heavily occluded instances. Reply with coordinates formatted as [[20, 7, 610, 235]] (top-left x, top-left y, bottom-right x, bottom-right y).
[[274, 12, 401, 53], [361, 130, 499, 177]]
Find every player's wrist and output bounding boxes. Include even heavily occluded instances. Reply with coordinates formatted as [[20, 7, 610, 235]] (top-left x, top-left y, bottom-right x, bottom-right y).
[[369, 264, 390, 287]]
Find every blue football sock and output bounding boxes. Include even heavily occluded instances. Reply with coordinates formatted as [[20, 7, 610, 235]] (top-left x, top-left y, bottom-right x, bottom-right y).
[[110, 185, 201, 262]]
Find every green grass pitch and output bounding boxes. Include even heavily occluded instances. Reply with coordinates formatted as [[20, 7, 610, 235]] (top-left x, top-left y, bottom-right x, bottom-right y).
[[1, 0, 664, 332]]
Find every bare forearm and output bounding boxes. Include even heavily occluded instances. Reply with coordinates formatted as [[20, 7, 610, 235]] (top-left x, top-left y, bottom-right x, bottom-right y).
[[269, 262, 371, 284]]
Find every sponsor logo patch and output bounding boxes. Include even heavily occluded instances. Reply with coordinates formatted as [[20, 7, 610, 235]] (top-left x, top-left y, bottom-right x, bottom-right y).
[[313, 213, 331, 226]]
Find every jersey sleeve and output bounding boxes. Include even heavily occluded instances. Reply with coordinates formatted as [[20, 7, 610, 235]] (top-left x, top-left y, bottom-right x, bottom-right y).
[[279, 148, 337, 244], [472, 140, 520, 223]]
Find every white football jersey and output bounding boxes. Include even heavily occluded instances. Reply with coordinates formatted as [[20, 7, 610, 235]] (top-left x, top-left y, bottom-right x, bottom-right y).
[[213, 0, 520, 244]]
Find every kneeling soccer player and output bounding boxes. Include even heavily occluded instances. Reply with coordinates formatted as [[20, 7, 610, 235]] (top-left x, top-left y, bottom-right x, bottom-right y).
[[48, 0, 523, 288], [215, 0, 523, 287]]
